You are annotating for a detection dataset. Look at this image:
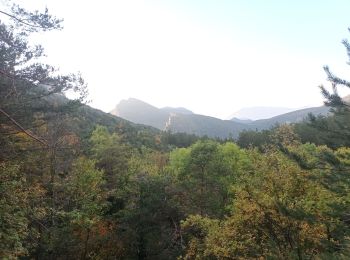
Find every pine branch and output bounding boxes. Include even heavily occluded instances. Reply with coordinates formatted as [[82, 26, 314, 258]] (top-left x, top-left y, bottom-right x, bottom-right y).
[[0, 10, 45, 29]]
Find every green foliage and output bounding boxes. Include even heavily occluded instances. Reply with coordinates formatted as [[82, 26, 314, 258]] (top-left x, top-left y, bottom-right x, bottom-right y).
[[63, 157, 105, 259], [0, 163, 29, 259], [90, 125, 130, 192], [0, 0, 87, 148], [169, 140, 248, 218], [114, 120, 167, 151], [161, 131, 200, 148], [237, 129, 272, 149], [181, 149, 349, 259], [297, 28, 350, 149], [3, 3, 350, 259], [65, 157, 105, 225], [320, 29, 350, 110], [295, 113, 350, 148]]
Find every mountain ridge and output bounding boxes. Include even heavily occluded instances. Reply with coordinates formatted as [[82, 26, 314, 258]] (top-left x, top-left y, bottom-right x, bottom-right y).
[[110, 98, 332, 138]]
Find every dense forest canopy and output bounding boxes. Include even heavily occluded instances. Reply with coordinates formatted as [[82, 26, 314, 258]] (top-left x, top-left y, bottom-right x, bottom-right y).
[[1, 2, 350, 259]]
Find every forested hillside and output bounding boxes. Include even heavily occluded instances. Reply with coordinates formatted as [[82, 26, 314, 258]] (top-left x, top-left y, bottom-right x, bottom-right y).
[[2, 2, 350, 260]]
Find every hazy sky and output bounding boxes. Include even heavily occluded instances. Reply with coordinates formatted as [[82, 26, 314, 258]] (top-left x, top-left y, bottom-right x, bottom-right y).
[[13, 0, 350, 118]]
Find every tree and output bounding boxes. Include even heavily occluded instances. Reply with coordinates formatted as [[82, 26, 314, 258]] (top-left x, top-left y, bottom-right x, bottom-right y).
[[237, 129, 272, 150], [63, 157, 105, 259], [307, 28, 350, 148], [90, 125, 130, 193], [181, 149, 349, 259], [0, 162, 29, 258], [320, 30, 350, 109], [0, 2, 89, 258], [169, 140, 248, 218], [0, 1, 87, 160]]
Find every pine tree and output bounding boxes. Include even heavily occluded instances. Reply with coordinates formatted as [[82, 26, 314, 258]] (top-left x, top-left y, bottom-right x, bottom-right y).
[[0, 1, 87, 160], [303, 28, 350, 148]]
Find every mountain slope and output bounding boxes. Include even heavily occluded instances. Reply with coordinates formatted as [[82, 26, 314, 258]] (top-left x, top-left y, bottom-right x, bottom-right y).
[[229, 106, 296, 120], [251, 106, 330, 129], [161, 107, 193, 115], [110, 98, 335, 139], [110, 98, 169, 129], [110, 98, 195, 130], [111, 98, 256, 138], [111, 99, 252, 138], [165, 113, 253, 138]]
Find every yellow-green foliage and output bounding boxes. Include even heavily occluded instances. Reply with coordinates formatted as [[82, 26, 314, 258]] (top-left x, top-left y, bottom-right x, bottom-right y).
[[0, 163, 29, 259], [180, 149, 349, 259]]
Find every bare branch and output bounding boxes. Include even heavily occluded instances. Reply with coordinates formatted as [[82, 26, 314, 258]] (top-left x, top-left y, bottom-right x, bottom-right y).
[[0, 107, 48, 147]]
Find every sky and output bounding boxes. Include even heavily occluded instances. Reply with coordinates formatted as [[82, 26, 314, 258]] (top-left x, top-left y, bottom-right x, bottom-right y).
[[10, 0, 350, 119]]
